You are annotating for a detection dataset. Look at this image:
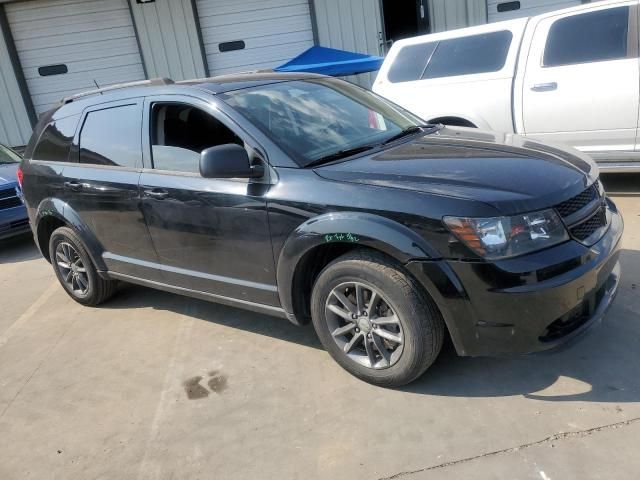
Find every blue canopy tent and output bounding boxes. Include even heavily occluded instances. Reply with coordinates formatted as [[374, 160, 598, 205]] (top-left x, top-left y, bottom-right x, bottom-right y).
[[274, 46, 384, 77]]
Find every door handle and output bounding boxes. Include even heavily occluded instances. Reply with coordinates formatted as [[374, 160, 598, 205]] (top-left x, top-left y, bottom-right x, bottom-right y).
[[144, 188, 170, 200], [531, 82, 558, 92], [64, 181, 84, 191]]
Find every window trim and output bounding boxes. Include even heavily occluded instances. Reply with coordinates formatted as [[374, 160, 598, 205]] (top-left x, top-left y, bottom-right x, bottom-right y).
[[141, 94, 271, 179], [73, 98, 145, 171], [541, 5, 638, 69]]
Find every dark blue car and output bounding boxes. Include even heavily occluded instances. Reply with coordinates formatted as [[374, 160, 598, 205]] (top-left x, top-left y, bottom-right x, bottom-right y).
[[0, 144, 29, 240]]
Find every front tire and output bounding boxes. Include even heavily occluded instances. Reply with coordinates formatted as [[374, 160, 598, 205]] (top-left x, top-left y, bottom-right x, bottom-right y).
[[311, 250, 444, 387], [49, 226, 117, 306]]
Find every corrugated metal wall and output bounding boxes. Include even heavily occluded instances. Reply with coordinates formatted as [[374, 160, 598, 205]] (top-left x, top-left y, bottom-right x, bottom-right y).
[[0, 13, 32, 147], [129, 0, 206, 80], [428, 0, 487, 32], [312, 0, 383, 87]]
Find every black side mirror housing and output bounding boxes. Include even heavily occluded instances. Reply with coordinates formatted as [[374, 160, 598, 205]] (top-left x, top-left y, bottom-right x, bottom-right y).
[[199, 144, 264, 179]]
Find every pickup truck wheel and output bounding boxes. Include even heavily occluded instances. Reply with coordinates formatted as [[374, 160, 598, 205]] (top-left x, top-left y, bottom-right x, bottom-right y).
[[49, 226, 117, 306], [311, 250, 444, 387]]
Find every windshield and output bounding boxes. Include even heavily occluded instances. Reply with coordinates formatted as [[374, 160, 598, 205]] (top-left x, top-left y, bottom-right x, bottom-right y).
[[0, 144, 21, 165], [221, 78, 425, 167]]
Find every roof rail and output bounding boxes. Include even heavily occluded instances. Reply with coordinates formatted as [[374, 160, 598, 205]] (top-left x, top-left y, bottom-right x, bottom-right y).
[[61, 77, 174, 104]]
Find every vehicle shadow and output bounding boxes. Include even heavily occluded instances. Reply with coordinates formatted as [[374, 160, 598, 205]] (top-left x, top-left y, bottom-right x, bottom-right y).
[[103, 283, 324, 351], [0, 233, 40, 264], [102, 249, 638, 402], [404, 248, 640, 403]]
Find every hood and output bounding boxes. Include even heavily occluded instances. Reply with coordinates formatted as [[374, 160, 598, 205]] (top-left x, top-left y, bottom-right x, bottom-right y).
[[0, 162, 19, 187], [314, 127, 598, 215]]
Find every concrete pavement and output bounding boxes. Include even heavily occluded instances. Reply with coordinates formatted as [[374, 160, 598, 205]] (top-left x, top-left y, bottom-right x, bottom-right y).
[[0, 185, 638, 480]]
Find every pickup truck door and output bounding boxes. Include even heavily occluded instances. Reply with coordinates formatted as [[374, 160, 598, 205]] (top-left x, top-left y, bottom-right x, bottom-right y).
[[521, 2, 639, 154]]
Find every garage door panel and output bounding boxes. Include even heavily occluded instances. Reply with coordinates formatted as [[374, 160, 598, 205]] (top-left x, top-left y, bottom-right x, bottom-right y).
[[9, 10, 133, 37], [201, 19, 313, 48], [197, 0, 314, 76], [23, 53, 144, 82], [196, 0, 309, 17], [6, 0, 146, 115], [31, 66, 146, 107], [6, 1, 125, 24], [208, 41, 311, 71], [17, 37, 140, 66], [12, 27, 137, 52], [199, 4, 310, 27]]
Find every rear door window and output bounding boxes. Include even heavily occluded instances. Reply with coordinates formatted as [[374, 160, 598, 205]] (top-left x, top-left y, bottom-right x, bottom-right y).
[[32, 115, 79, 162], [422, 31, 513, 79], [387, 42, 437, 83], [79, 104, 142, 168], [543, 6, 630, 67]]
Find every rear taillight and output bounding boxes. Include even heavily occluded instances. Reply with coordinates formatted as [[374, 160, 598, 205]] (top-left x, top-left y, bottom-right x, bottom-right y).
[[16, 166, 23, 189]]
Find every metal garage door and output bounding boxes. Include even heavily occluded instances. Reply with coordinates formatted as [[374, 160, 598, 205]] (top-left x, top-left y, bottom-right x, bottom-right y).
[[195, 0, 315, 76], [5, 0, 146, 116], [488, 0, 581, 22]]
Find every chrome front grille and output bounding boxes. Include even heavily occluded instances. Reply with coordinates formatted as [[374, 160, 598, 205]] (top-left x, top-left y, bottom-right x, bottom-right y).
[[0, 186, 22, 211], [554, 180, 609, 246]]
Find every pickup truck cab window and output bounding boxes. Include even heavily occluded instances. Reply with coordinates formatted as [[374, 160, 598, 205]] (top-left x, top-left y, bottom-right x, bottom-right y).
[[544, 6, 631, 67], [79, 104, 142, 168], [150, 103, 243, 173]]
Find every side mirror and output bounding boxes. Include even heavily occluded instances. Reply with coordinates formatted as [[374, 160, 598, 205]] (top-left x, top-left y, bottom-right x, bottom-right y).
[[199, 144, 264, 179]]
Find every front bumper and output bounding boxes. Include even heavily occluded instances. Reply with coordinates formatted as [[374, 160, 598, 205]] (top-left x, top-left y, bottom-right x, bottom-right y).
[[407, 200, 623, 356]]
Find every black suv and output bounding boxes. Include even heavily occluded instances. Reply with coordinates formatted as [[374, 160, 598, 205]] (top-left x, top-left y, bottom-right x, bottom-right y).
[[20, 73, 623, 387]]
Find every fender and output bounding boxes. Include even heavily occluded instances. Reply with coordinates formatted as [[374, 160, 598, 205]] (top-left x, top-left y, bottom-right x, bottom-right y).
[[276, 212, 441, 320], [35, 197, 107, 271]]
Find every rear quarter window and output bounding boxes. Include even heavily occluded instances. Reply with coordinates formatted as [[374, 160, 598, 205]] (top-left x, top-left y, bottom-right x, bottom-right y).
[[543, 6, 630, 67], [79, 104, 142, 168], [31, 115, 79, 162]]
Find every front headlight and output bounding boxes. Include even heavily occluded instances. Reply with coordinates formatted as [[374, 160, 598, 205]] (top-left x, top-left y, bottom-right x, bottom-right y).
[[443, 209, 569, 259]]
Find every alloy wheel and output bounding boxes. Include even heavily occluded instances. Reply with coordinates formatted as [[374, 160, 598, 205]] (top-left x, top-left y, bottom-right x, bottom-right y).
[[55, 242, 89, 296], [325, 281, 404, 369]]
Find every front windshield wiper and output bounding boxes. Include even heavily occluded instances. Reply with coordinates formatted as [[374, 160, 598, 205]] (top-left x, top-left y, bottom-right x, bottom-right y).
[[381, 125, 434, 145], [305, 145, 375, 168]]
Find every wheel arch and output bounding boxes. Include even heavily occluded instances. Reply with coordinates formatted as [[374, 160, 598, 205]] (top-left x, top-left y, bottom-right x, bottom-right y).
[[429, 116, 478, 128], [276, 212, 440, 325], [34, 198, 106, 271]]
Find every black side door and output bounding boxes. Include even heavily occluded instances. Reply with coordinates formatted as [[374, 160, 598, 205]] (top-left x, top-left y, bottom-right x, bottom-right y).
[[63, 99, 162, 280], [139, 95, 278, 306]]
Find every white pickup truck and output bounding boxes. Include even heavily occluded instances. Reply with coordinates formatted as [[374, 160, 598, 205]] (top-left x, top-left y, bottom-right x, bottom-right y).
[[373, 0, 640, 172]]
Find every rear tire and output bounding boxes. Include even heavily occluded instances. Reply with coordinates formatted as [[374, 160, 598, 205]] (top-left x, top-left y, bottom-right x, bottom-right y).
[[311, 250, 444, 387], [49, 226, 117, 306]]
